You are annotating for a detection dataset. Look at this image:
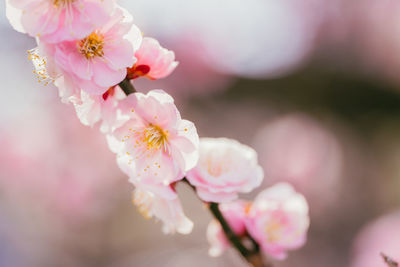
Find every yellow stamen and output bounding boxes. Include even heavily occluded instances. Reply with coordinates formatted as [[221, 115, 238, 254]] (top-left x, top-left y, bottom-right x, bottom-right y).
[[265, 219, 283, 242], [78, 32, 105, 59], [28, 48, 55, 86], [53, 0, 76, 8], [143, 124, 169, 152]]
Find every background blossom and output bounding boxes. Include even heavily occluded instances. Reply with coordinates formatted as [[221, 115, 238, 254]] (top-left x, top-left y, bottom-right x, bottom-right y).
[[245, 183, 310, 260], [186, 138, 263, 203]]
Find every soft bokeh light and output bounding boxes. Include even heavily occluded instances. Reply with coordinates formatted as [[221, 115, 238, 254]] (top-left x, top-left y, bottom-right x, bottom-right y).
[[253, 114, 343, 211], [122, 0, 323, 78], [351, 211, 400, 267]]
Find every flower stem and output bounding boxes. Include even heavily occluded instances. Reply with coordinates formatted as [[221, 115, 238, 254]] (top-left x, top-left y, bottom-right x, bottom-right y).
[[209, 202, 252, 258], [208, 203, 272, 267], [381, 253, 399, 267], [182, 179, 271, 267], [119, 78, 136, 95]]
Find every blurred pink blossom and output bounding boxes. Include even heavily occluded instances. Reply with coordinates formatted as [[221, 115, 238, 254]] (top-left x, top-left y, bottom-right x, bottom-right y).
[[253, 114, 343, 202], [186, 138, 263, 203], [132, 186, 193, 235], [245, 183, 310, 260]]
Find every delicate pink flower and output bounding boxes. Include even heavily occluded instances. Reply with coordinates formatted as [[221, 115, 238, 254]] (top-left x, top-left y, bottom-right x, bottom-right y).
[[110, 89, 199, 197], [132, 187, 193, 234], [6, 0, 115, 43], [117, 155, 193, 234], [69, 86, 129, 132], [43, 7, 142, 95], [186, 138, 263, 203], [207, 200, 248, 257], [127, 37, 178, 80], [245, 183, 309, 260]]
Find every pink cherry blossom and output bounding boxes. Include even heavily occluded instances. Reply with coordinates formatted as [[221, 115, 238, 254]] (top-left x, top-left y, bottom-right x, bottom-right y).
[[69, 86, 129, 132], [117, 154, 193, 234], [186, 138, 263, 203], [110, 89, 199, 196], [42, 7, 142, 95], [127, 37, 178, 80], [132, 187, 193, 234], [6, 0, 116, 43], [207, 200, 248, 257], [245, 183, 309, 260]]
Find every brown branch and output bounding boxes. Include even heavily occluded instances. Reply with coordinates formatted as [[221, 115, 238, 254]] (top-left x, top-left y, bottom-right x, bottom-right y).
[[209, 202, 253, 258], [119, 78, 136, 95], [182, 179, 272, 267], [209, 203, 271, 267], [381, 253, 398, 267]]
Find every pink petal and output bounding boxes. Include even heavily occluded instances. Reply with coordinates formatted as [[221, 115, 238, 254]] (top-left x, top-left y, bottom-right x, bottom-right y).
[[103, 40, 135, 70], [68, 51, 93, 80], [92, 58, 126, 87]]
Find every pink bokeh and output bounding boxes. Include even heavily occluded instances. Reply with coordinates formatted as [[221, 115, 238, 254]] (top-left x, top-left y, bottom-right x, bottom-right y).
[[351, 211, 400, 267]]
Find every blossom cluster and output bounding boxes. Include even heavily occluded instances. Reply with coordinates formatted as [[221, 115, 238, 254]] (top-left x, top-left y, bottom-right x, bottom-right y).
[[6, 0, 310, 262], [207, 183, 310, 260]]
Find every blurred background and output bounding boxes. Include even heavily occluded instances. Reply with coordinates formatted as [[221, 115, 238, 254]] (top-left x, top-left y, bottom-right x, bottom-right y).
[[1, 0, 400, 266]]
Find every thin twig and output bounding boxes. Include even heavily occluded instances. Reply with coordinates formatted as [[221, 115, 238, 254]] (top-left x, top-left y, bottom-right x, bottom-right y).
[[181, 179, 270, 267], [119, 78, 136, 95], [381, 253, 399, 267], [209, 202, 252, 258]]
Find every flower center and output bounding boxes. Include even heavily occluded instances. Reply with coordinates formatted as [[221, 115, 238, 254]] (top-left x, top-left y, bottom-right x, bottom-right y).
[[78, 32, 105, 59], [204, 154, 232, 177], [264, 216, 285, 243], [265, 221, 282, 242], [143, 124, 169, 152], [53, 0, 75, 7], [207, 159, 225, 177]]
